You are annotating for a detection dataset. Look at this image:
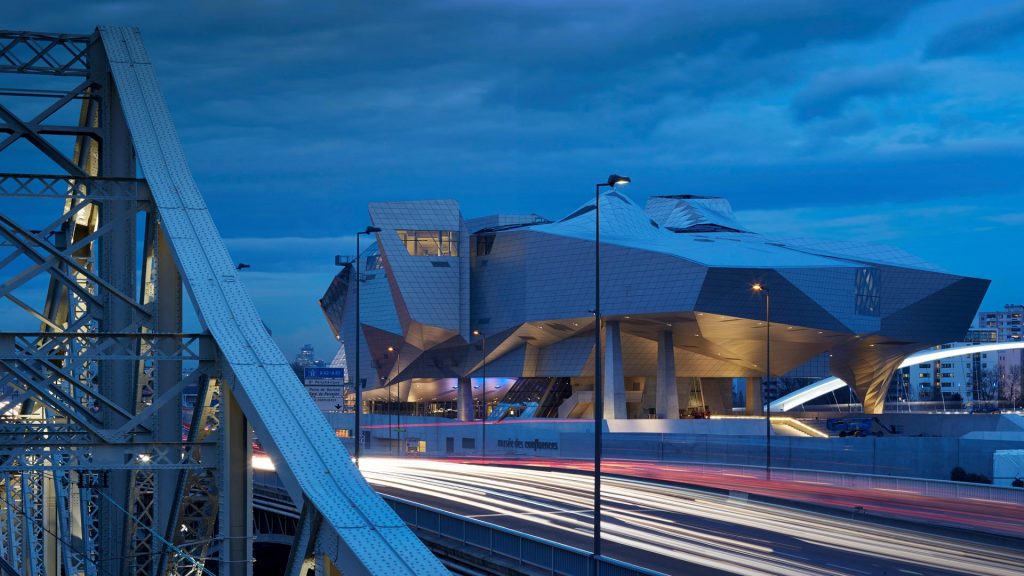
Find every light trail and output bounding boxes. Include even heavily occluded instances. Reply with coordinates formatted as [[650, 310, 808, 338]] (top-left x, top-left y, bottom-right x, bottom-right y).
[[771, 340, 1024, 412], [360, 458, 1024, 576], [455, 456, 1024, 537]]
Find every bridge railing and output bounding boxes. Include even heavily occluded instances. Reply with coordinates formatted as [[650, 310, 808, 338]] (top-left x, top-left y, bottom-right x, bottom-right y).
[[384, 494, 666, 576]]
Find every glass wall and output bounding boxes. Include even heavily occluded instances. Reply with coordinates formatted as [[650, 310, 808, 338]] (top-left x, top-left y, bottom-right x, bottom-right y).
[[397, 229, 459, 257]]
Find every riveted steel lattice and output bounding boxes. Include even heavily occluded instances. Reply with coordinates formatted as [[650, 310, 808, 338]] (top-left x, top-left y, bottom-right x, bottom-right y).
[[0, 26, 446, 576]]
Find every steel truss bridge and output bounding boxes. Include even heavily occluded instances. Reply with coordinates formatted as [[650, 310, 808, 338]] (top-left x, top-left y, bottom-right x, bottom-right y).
[[0, 27, 446, 575]]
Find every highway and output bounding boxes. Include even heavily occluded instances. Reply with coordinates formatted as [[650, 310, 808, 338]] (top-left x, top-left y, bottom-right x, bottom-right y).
[[362, 458, 1024, 576], [447, 457, 1024, 538]]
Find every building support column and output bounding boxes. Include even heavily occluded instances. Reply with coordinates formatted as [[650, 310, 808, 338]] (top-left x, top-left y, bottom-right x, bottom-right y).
[[656, 331, 679, 419], [457, 377, 474, 422], [604, 321, 627, 419], [746, 377, 763, 416]]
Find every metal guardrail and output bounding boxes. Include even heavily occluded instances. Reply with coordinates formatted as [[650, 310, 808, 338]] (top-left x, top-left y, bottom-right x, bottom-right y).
[[384, 495, 667, 576]]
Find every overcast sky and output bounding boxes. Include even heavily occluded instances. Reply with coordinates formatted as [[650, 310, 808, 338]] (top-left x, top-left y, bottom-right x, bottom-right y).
[[9, 1, 1024, 359]]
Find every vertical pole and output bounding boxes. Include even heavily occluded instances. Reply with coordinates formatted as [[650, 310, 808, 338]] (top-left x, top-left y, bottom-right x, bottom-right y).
[[482, 334, 487, 459], [593, 183, 603, 565], [397, 351, 401, 457], [765, 291, 771, 482], [354, 232, 362, 466], [388, 377, 393, 457]]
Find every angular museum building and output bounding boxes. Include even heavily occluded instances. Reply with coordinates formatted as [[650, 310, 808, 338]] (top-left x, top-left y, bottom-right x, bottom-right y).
[[320, 192, 988, 417]]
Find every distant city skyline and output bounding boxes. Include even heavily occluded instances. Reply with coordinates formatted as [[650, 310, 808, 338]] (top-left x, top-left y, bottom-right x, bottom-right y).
[[8, 1, 1023, 357]]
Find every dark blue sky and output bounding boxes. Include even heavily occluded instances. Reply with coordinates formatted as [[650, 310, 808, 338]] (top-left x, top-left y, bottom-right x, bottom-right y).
[[11, 1, 1024, 359]]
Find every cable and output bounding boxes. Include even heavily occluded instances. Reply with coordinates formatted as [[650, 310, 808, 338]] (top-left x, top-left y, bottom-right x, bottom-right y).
[[94, 487, 216, 576]]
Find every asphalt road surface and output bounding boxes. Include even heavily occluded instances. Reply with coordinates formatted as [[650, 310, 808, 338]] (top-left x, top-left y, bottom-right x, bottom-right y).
[[362, 458, 1024, 576]]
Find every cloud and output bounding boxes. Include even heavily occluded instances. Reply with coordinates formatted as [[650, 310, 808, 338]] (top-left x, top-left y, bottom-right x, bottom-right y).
[[734, 195, 1020, 249], [237, 269, 341, 359], [791, 65, 923, 122], [222, 236, 357, 275], [925, 2, 1024, 59], [989, 212, 1024, 224], [223, 236, 354, 253], [5, 0, 1022, 355], [477, 1, 930, 112]]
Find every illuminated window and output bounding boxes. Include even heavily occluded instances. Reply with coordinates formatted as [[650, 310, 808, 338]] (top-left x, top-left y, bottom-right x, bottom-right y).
[[397, 230, 459, 257], [335, 429, 352, 438]]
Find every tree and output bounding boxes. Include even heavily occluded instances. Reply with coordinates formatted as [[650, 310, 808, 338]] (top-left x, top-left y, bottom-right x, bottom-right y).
[[976, 369, 1000, 403], [999, 364, 1022, 409]]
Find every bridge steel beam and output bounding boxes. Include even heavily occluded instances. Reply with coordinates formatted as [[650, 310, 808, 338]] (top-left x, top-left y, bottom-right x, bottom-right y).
[[0, 26, 445, 576]]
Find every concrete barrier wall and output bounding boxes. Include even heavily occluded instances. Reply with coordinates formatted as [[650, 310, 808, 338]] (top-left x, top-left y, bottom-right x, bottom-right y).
[[331, 414, 1023, 481], [558, 433, 1024, 480]]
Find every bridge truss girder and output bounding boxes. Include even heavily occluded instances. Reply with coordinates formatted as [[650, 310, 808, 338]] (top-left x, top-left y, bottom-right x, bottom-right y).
[[0, 27, 446, 575]]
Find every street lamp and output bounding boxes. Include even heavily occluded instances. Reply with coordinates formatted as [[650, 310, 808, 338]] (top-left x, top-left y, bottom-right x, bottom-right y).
[[473, 329, 487, 459], [593, 173, 629, 564], [386, 345, 400, 457], [353, 225, 381, 468], [752, 282, 771, 481], [396, 347, 403, 457]]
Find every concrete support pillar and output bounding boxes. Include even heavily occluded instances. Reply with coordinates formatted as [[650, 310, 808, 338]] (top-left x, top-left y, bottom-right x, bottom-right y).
[[746, 377, 763, 416], [656, 331, 679, 419], [604, 320, 627, 419], [457, 377, 474, 422]]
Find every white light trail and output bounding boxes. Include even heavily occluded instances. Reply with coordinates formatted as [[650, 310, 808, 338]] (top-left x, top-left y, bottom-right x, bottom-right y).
[[771, 341, 1024, 412], [359, 459, 1024, 576]]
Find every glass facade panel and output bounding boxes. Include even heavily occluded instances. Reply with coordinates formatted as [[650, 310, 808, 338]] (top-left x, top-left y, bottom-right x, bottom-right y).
[[476, 234, 495, 256], [397, 230, 459, 257], [366, 252, 386, 270], [854, 267, 881, 316]]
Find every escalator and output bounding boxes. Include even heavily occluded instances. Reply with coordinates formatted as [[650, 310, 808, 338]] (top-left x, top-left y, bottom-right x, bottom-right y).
[[487, 377, 572, 420]]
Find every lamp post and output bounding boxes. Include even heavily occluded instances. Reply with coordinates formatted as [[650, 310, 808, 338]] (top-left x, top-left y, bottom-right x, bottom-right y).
[[396, 347, 402, 457], [353, 225, 381, 468], [593, 173, 630, 565], [752, 282, 771, 481], [473, 329, 486, 459], [386, 345, 399, 457]]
